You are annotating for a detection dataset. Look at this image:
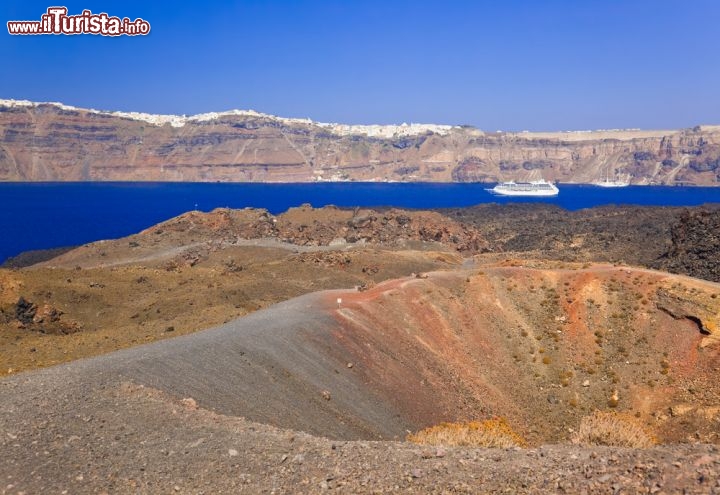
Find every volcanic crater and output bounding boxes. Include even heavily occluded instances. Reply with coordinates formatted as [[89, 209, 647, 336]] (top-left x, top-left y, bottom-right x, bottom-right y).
[[2, 205, 720, 493]]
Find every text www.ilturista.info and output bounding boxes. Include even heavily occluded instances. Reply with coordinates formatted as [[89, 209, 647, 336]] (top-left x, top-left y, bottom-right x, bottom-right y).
[[7, 7, 150, 36]]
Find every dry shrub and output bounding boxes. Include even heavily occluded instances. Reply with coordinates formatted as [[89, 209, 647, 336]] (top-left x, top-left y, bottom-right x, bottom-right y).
[[407, 418, 526, 448], [572, 411, 656, 448]]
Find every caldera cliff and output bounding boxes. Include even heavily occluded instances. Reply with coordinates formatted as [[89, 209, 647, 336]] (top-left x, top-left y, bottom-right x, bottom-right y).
[[1, 99, 719, 184]]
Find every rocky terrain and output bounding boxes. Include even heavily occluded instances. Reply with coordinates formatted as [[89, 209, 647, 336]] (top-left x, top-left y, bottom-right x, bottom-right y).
[[444, 203, 720, 282], [656, 208, 720, 282], [2, 205, 720, 493], [1, 206, 473, 376], [3, 377, 718, 494], [2, 99, 720, 185]]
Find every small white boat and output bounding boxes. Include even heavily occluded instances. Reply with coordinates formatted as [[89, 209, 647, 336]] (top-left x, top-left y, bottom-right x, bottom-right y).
[[489, 179, 559, 197], [594, 168, 629, 187]]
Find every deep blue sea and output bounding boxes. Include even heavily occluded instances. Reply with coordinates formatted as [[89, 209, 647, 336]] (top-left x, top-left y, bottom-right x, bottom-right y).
[[2, 182, 720, 263]]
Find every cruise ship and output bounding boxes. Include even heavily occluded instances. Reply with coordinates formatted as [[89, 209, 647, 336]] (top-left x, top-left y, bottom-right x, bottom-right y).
[[490, 180, 559, 197]]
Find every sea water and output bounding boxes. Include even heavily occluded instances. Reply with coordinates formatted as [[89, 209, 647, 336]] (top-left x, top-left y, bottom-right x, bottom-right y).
[[1, 182, 719, 263]]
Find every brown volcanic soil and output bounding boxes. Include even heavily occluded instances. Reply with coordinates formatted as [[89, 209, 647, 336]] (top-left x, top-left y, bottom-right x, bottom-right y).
[[0, 246, 460, 377]]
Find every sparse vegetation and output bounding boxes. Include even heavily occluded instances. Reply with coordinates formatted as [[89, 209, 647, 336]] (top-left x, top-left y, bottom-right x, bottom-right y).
[[660, 359, 670, 375], [572, 411, 656, 448], [407, 418, 526, 448], [559, 370, 573, 387]]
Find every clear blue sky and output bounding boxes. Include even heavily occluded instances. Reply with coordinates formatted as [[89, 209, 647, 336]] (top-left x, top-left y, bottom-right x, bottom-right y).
[[2, 0, 719, 131]]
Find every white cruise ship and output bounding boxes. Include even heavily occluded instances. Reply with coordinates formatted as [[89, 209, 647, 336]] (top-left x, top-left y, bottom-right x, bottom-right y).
[[490, 180, 559, 197]]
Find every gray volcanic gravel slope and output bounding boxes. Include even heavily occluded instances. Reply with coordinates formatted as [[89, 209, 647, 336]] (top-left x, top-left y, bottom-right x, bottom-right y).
[[1, 289, 410, 441], [1, 288, 720, 493]]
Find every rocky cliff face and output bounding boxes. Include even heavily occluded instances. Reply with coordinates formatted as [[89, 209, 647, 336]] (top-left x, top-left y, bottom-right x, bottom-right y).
[[1, 99, 719, 184]]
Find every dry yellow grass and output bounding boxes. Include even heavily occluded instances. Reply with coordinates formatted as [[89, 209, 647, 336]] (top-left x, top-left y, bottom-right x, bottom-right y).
[[572, 411, 656, 448], [407, 418, 526, 448]]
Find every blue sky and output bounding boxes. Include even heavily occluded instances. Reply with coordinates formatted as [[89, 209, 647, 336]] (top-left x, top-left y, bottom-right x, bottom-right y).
[[1, 0, 719, 130]]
